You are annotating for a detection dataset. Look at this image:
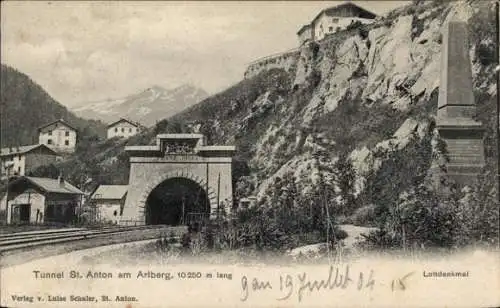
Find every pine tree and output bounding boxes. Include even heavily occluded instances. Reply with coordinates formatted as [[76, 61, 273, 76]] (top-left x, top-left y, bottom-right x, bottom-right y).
[[332, 152, 357, 216]]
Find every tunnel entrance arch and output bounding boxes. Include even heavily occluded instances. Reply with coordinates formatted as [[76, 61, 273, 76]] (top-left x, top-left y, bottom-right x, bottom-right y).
[[120, 134, 236, 226], [145, 177, 209, 225]]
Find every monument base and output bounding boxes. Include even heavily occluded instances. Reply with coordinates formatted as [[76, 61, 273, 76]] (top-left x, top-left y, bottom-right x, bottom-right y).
[[430, 161, 485, 192], [433, 120, 486, 190]]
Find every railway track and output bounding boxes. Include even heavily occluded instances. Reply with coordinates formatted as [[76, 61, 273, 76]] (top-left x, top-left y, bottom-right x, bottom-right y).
[[0, 225, 182, 253]]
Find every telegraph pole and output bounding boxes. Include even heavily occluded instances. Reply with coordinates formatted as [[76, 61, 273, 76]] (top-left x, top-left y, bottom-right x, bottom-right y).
[[495, 1, 500, 250], [4, 162, 14, 224], [216, 173, 221, 222], [496, 1, 500, 203]]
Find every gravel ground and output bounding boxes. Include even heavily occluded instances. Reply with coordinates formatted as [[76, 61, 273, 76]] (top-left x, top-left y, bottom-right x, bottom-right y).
[[0, 226, 186, 268], [0, 224, 71, 234]]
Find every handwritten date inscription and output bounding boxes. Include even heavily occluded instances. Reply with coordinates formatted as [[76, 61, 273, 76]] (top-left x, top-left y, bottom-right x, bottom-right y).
[[241, 265, 375, 302]]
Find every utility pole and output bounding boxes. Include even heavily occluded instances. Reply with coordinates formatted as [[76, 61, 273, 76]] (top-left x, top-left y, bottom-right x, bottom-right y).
[[181, 195, 185, 225], [496, 1, 499, 203], [216, 173, 221, 222], [206, 162, 209, 220], [495, 1, 500, 250], [4, 161, 14, 224]]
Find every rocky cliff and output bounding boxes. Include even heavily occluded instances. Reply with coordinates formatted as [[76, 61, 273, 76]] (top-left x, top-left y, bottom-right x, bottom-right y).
[[173, 0, 497, 207], [35, 0, 497, 219]]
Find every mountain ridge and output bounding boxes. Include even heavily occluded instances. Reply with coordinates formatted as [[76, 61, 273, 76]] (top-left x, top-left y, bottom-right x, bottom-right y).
[[28, 0, 497, 221], [0, 64, 106, 148], [71, 84, 208, 127]]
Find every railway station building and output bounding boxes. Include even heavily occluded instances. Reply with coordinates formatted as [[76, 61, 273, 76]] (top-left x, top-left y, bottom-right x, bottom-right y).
[[2, 176, 84, 225]]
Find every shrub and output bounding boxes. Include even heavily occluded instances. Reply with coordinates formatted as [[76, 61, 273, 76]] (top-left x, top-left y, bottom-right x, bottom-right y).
[[350, 204, 377, 226], [406, 7, 416, 15], [359, 170, 499, 251], [156, 233, 180, 253], [476, 43, 495, 66], [168, 230, 177, 244], [411, 15, 425, 41], [307, 69, 322, 88], [357, 26, 369, 40], [357, 229, 401, 250], [309, 42, 320, 60], [346, 20, 363, 32]]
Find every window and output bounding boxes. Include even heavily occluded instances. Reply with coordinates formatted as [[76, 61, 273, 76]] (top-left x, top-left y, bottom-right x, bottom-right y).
[[329, 26, 333, 32], [113, 210, 118, 216], [48, 130, 52, 136], [129, 128, 132, 133], [332, 18, 339, 23], [65, 140, 69, 146], [47, 139, 52, 145], [65, 131, 69, 136], [121, 128, 124, 133], [18, 155, 21, 161], [115, 127, 118, 132], [18, 166, 21, 173]]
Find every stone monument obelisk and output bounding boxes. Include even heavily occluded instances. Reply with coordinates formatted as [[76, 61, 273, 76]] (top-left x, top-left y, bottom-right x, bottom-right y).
[[433, 18, 485, 188]]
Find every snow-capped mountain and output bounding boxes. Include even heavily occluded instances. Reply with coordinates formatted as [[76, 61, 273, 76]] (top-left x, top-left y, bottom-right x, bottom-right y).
[[71, 85, 208, 126]]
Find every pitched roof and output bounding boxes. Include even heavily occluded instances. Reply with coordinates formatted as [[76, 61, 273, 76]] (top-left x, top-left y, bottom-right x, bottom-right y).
[[107, 118, 142, 128], [297, 24, 312, 35], [0, 144, 58, 157], [311, 2, 377, 26], [37, 119, 77, 132], [91, 185, 128, 200], [10, 176, 84, 195]]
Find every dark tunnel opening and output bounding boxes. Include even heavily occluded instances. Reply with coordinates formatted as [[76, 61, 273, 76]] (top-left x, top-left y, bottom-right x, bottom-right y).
[[145, 177, 210, 226]]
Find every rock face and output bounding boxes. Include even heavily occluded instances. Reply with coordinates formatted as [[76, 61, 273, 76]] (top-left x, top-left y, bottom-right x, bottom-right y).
[[171, 1, 496, 207]]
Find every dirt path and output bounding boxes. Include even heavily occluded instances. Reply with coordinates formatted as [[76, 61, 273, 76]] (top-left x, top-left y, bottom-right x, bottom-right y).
[[339, 224, 378, 248]]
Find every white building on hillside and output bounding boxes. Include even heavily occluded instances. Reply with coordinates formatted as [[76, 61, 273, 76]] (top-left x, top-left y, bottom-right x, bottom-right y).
[[107, 118, 142, 139], [297, 2, 377, 44], [38, 119, 78, 153], [1, 144, 58, 179]]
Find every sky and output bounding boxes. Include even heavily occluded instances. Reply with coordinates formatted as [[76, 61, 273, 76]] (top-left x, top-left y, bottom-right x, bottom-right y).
[[1, 1, 409, 107]]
